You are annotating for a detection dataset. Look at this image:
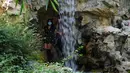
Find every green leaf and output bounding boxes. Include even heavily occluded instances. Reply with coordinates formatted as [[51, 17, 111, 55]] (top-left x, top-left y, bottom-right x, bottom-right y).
[[53, 0, 59, 6], [50, 0, 58, 12], [45, 0, 49, 10], [78, 45, 84, 50], [79, 54, 83, 57], [15, 0, 19, 7], [20, 1, 24, 15]]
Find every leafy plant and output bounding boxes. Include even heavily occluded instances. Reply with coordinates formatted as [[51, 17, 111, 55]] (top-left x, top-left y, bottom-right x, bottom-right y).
[[0, 19, 42, 72], [20, 0, 24, 15], [29, 62, 82, 73], [49, 0, 59, 12], [15, 0, 59, 14]]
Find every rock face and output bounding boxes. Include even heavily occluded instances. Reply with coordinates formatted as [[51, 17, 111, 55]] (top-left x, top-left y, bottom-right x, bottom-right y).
[[96, 28, 130, 73], [76, 0, 130, 27], [0, 0, 25, 24], [76, 0, 117, 27], [76, 0, 130, 72], [27, 0, 46, 19], [1, 0, 21, 15], [78, 23, 130, 72]]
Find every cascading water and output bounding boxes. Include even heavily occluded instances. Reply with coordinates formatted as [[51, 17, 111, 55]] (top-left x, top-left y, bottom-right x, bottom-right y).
[[58, 0, 77, 71]]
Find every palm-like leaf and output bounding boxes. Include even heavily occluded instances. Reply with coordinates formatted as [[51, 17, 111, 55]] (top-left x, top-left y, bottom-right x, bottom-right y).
[[45, 0, 49, 10], [16, 0, 59, 14], [53, 0, 59, 6], [50, 0, 58, 12], [15, 0, 19, 7], [20, 0, 24, 15]]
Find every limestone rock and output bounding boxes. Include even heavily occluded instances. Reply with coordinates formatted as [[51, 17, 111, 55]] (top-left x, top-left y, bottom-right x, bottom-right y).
[[103, 34, 115, 51], [76, 0, 130, 27], [96, 26, 121, 34], [80, 20, 130, 72], [1, 0, 21, 15], [76, 6, 115, 26], [85, 8, 114, 18], [104, 26, 121, 33], [122, 20, 130, 32]]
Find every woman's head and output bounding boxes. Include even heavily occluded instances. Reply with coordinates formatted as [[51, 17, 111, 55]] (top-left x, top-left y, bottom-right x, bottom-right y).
[[47, 19, 53, 26]]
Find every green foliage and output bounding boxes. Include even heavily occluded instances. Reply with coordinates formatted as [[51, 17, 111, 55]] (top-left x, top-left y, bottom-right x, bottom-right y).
[[45, 0, 49, 10], [15, 0, 19, 7], [16, 0, 59, 14], [20, 0, 24, 15], [30, 62, 74, 73], [77, 45, 84, 50], [15, 0, 26, 15], [45, 0, 59, 12], [77, 45, 84, 57], [53, 0, 59, 6], [0, 20, 42, 72], [50, 0, 58, 12], [0, 16, 80, 73], [128, 70, 130, 73], [62, 45, 84, 63], [30, 62, 82, 73]]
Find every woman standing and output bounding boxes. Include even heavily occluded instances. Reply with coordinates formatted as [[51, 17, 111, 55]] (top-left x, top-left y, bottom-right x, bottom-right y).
[[43, 19, 56, 62]]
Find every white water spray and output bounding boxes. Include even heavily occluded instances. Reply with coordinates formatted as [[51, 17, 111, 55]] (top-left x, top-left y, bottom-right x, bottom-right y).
[[58, 0, 77, 71]]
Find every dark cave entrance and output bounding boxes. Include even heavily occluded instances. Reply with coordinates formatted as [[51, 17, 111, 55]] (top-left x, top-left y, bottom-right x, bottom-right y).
[[37, 1, 61, 62], [37, 1, 59, 35]]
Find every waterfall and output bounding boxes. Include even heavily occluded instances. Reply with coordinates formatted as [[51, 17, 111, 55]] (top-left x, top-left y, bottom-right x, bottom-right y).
[[58, 0, 77, 71]]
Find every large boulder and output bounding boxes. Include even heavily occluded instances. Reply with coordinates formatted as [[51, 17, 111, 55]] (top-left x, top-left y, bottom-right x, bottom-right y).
[[79, 24, 130, 72]]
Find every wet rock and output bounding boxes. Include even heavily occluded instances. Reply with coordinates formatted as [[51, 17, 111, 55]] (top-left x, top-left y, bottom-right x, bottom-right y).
[[80, 25, 130, 72], [122, 20, 130, 32]]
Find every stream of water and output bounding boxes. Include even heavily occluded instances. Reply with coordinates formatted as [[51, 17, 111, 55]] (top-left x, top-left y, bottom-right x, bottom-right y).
[[58, 0, 77, 71]]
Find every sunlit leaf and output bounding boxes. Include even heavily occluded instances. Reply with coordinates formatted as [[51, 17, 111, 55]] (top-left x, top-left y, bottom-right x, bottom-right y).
[[15, 0, 19, 7], [50, 0, 58, 12], [53, 0, 59, 6], [45, 0, 49, 10], [79, 54, 83, 57], [20, 1, 24, 15]]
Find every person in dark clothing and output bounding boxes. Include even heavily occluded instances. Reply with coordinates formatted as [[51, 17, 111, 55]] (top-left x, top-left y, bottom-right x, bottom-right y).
[[43, 18, 63, 61], [43, 19, 56, 49], [43, 19, 56, 62]]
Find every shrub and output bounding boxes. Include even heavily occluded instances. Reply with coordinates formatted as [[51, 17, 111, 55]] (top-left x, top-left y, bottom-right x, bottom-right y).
[[0, 20, 42, 72], [0, 16, 82, 73]]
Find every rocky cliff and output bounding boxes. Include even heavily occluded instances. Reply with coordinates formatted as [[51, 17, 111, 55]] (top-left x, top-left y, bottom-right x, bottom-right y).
[[76, 0, 130, 72]]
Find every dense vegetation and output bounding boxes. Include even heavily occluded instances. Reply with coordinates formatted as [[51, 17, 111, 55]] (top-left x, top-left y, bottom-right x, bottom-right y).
[[0, 0, 81, 72], [0, 15, 76, 73], [0, 15, 40, 72]]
